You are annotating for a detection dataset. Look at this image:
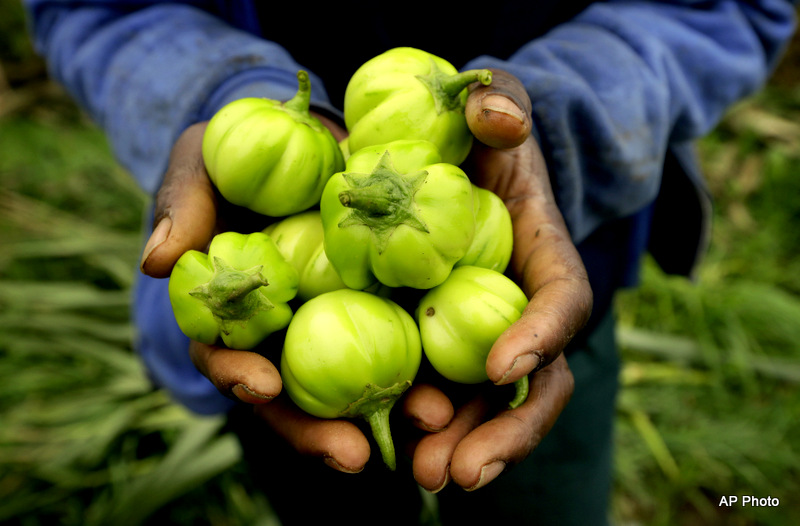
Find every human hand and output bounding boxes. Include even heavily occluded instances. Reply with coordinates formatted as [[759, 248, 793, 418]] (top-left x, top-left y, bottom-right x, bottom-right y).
[[139, 111, 348, 279], [411, 70, 593, 492], [138, 121, 282, 403]]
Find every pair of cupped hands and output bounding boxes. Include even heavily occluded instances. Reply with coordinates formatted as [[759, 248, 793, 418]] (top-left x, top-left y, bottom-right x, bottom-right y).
[[139, 70, 593, 492]]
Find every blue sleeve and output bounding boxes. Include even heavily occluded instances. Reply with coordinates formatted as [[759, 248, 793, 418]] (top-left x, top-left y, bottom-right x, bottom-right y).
[[22, 0, 308, 413], [23, 0, 336, 195], [133, 267, 236, 415], [464, 0, 797, 244]]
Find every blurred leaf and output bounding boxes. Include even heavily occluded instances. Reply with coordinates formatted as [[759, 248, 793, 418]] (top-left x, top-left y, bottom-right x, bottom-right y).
[[618, 326, 800, 383], [0, 188, 143, 287], [724, 101, 800, 152], [620, 405, 680, 482], [83, 417, 241, 526]]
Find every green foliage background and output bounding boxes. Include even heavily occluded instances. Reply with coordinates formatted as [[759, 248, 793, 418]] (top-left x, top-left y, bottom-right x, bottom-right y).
[[2, 1, 799, 524]]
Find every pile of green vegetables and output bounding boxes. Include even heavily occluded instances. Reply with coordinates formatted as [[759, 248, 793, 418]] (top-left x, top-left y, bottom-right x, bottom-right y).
[[168, 47, 529, 471]]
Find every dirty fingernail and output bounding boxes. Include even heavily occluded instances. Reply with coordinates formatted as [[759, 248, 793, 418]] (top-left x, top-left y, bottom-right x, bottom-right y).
[[232, 383, 275, 404], [426, 467, 451, 494], [481, 94, 525, 122], [140, 216, 172, 271], [497, 352, 540, 385], [324, 456, 364, 474], [466, 461, 506, 491], [414, 418, 448, 433]]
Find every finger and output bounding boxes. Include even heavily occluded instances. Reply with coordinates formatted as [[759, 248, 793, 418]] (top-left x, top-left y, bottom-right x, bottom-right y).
[[188, 340, 282, 403], [473, 138, 592, 384], [412, 394, 492, 493], [449, 353, 574, 491], [465, 69, 532, 150], [487, 222, 592, 385], [140, 122, 217, 278], [253, 397, 371, 474], [401, 383, 454, 432]]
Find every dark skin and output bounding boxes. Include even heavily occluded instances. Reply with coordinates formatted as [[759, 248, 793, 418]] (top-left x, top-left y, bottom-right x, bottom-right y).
[[139, 70, 592, 491]]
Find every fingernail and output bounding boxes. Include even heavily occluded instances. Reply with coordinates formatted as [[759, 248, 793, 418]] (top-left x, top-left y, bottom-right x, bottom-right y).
[[140, 216, 172, 271], [481, 94, 525, 123], [466, 461, 506, 491], [232, 383, 275, 404], [497, 352, 540, 385], [323, 456, 363, 474], [415, 419, 448, 433], [426, 467, 451, 494]]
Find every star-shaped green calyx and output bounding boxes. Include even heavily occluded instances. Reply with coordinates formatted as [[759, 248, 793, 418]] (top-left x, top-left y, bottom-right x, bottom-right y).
[[337, 151, 429, 253], [189, 256, 274, 335]]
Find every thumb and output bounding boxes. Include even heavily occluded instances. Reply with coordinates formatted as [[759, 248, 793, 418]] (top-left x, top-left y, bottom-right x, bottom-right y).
[[465, 69, 532, 150], [139, 122, 217, 278]]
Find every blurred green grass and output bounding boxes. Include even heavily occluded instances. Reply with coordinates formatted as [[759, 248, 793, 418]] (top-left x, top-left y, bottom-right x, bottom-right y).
[[2, 0, 800, 524], [612, 75, 800, 524]]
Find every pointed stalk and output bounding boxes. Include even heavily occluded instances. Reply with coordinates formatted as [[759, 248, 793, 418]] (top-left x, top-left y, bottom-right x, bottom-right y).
[[439, 69, 493, 99], [365, 405, 397, 471], [508, 376, 530, 409], [189, 257, 273, 333], [342, 381, 411, 471], [417, 65, 493, 113], [338, 173, 401, 218], [283, 70, 312, 114]]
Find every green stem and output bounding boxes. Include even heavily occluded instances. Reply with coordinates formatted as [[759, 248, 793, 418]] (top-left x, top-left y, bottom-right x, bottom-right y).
[[283, 70, 311, 114], [189, 257, 274, 333], [338, 174, 401, 217], [508, 375, 529, 409], [335, 152, 429, 252], [439, 69, 493, 99], [417, 65, 493, 114], [341, 381, 411, 470], [364, 405, 397, 471]]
